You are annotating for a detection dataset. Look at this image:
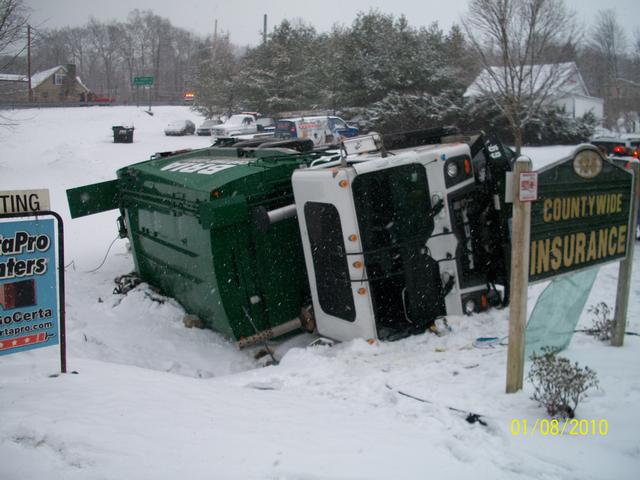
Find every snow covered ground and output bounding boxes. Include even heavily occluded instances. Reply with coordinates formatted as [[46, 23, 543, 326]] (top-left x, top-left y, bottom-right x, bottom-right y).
[[0, 106, 638, 479]]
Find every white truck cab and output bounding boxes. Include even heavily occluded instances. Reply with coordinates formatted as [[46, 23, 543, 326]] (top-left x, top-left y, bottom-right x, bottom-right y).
[[292, 141, 490, 342]]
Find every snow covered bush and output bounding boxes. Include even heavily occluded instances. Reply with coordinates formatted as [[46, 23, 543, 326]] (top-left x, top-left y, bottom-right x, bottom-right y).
[[364, 90, 463, 133], [527, 347, 599, 418], [586, 302, 614, 342], [524, 107, 597, 145], [461, 99, 597, 146]]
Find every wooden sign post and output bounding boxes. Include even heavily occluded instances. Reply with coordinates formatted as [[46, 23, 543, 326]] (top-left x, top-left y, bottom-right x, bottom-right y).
[[612, 162, 640, 346], [506, 158, 533, 394]]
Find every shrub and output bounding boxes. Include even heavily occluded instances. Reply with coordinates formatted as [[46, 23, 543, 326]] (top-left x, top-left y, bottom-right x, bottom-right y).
[[459, 98, 597, 146], [527, 347, 599, 418], [586, 302, 614, 342], [363, 90, 464, 133]]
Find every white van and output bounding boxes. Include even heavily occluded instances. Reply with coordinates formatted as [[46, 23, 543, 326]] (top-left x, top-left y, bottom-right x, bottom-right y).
[[274, 116, 359, 147]]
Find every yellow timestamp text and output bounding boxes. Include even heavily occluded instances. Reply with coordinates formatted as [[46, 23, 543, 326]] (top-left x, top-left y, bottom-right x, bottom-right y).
[[510, 418, 608, 436]]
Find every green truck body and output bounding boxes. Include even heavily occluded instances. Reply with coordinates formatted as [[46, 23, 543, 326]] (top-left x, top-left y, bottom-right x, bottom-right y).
[[68, 146, 318, 340]]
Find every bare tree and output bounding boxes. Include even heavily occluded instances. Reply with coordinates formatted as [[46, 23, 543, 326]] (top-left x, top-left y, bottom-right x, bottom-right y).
[[589, 10, 626, 82], [0, 0, 27, 57], [0, 0, 28, 126], [582, 10, 629, 129], [463, 0, 579, 154], [169, 29, 198, 97], [138, 11, 171, 100], [87, 18, 120, 96], [633, 30, 640, 83], [66, 27, 90, 76]]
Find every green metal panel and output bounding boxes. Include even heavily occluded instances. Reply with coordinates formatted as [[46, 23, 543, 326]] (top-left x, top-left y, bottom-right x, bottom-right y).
[[529, 147, 633, 283], [66, 180, 119, 218], [199, 196, 248, 229], [251, 216, 310, 334], [110, 145, 315, 340]]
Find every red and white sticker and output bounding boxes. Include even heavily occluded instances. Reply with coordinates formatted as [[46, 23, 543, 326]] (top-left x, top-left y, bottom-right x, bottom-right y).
[[519, 172, 538, 202]]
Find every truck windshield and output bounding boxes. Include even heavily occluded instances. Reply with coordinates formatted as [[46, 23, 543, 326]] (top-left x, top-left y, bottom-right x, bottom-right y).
[[352, 163, 444, 337], [226, 115, 247, 125]]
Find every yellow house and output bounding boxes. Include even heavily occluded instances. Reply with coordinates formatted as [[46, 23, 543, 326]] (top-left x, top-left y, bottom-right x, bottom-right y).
[[0, 64, 90, 103]]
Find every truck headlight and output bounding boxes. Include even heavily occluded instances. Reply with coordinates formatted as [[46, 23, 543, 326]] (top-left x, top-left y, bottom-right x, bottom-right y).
[[447, 162, 459, 178], [464, 299, 476, 314]]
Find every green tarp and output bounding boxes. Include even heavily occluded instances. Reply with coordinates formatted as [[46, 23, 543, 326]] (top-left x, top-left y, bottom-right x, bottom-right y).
[[525, 267, 600, 358]]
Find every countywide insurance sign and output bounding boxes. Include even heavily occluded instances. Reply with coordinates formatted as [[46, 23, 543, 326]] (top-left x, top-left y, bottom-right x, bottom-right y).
[[528, 146, 635, 283]]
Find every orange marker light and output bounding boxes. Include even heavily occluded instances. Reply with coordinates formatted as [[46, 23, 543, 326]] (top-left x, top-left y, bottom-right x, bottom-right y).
[[481, 294, 488, 310], [357, 287, 367, 295], [348, 234, 358, 242], [211, 190, 220, 198], [353, 261, 363, 269], [464, 158, 472, 176], [339, 179, 349, 188]]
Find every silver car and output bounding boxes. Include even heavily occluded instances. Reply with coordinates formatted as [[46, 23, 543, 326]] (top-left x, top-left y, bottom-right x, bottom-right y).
[[164, 120, 196, 136], [196, 118, 222, 136]]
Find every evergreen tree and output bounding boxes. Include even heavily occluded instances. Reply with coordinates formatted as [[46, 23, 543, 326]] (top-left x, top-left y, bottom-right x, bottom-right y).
[[239, 19, 319, 114], [192, 35, 241, 118]]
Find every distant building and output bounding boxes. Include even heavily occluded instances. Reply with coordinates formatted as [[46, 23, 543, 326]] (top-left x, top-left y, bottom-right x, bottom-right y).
[[0, 73, 27, 102], [464, 62, 604, 122], [0, 64, 90, 103]]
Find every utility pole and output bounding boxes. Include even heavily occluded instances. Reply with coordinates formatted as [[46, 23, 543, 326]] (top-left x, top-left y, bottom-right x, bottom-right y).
[[263, 14, 267, 44], [212, 19, 218, 62], [27, 24, 32, 102]]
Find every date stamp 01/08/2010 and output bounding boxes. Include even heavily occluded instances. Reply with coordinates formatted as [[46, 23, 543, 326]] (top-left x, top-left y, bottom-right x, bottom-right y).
[[510, 419, 609, 436]]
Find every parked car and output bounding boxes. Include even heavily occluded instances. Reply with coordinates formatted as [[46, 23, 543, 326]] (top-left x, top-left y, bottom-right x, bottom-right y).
[[211, 114, 258, 138], [196, 118, 222, 136], [92, 95, 115, 104], [622, 135, 640, 157], [274, 116, 359, 147], [164, 120, 195, 136], [591, 137, 639, 158]]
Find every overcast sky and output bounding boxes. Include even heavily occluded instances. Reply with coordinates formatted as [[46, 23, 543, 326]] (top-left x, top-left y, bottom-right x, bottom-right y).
[[23, 0, 640, 47]]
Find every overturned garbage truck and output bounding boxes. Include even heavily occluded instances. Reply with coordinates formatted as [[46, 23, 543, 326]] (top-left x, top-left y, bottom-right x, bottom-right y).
[[66, 128, 514, 345]]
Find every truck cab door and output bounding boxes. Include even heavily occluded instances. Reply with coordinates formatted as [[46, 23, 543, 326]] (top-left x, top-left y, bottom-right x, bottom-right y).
[[292, 167, 378, 341]]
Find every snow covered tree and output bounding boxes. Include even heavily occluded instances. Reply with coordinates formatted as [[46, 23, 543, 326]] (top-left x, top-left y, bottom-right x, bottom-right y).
[[463, 0, 579, 154], [332, 11, 447, 108], [191, 34, 241, 118], [444, 23, 480, 88], [238, 19, 319, 114]]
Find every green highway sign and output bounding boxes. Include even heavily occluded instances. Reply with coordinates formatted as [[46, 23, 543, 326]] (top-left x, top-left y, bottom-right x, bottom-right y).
[[133, 76, 154, 86], [528, 145, 634, 283]]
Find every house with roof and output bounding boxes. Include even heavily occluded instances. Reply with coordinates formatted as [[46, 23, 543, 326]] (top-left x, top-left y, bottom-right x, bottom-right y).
[[464, 62, 604, 122], [0, 64, 90, 104]]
